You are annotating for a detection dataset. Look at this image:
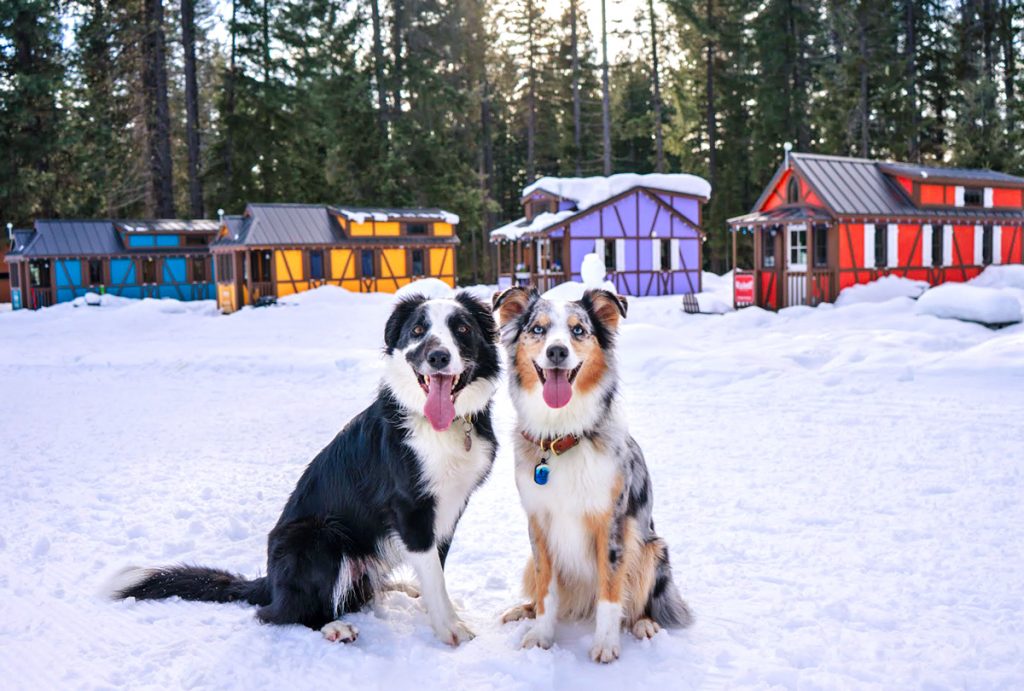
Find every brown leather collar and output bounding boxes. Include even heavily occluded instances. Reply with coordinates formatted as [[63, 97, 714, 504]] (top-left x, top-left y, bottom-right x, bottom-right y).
[[520, 431, 581, 456]]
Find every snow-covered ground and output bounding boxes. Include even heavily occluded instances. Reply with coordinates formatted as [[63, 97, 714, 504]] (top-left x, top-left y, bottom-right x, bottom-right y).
[[1, 284, 1023, 690]]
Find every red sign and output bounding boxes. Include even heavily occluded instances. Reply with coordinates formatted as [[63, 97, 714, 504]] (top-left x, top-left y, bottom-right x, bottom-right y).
[[734, 272, 755, 306]]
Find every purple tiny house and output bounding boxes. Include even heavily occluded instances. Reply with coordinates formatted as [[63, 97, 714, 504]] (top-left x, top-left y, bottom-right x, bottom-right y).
[[490, 173, 711, 296]]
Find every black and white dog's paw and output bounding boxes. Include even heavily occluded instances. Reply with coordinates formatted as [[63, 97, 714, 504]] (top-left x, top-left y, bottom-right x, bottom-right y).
[[432, 618, 475, 647], [320, 621, 359, 643]]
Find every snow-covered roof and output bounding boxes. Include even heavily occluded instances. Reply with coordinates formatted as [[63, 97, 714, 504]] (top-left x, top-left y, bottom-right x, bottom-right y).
[[489, 210, 575, 240], [523, 173, 712, 209], [333, 207, 460, 225]]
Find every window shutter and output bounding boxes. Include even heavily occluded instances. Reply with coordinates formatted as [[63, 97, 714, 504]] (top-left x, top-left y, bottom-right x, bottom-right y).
[[594, 239, 605, 262], [670, 239, 680, 270], [984, 188, 994, 208], [615, 239, 626, 272], [887, 223, 899, 268], [921, 225, 932, 268], [954, 186, 965, 207], [943, 225, 953, 266], [993, 226, 1002, 265], [651, 238, 661, 269], [864, 224, 876, 268], [974, 225, 983, 265]]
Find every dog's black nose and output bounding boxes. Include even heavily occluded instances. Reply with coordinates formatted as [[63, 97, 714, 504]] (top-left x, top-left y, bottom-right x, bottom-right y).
[[427, 348, 451, 370], [546, 344, 569, 366]]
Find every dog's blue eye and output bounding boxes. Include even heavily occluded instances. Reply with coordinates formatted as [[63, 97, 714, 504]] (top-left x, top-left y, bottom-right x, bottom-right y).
[[531, 325, 545, 335], [571, 325, 585, 337]]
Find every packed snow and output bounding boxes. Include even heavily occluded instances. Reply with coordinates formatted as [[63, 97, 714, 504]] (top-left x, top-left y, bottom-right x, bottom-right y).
[[835, 275, 929, 306], [915, 283, 1022, 325], [1, 282, 1023, 689], [523, 173, 712, 209]]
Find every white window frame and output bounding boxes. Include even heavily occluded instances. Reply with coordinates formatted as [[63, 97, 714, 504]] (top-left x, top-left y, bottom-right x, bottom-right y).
[[974, 225, 984, 266], [943, 225, 953, 266], [670, 239, 680, 271], [651, 237, 661, 271], [614, 238, 626, 272], [954, 186, 965, 207], [887, 223, 899, 268], [864, 224, 876, 268], [984, 187, 994, 208], [787, 224, 808, 271], [593, 238, 605, 263], [921, 224, 933, 268], [993, 226, 1002, 265]]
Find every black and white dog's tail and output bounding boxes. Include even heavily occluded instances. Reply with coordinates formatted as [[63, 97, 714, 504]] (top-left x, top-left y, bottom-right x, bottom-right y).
[[649, 546, 694, 629], [108, 565, 271, 607]]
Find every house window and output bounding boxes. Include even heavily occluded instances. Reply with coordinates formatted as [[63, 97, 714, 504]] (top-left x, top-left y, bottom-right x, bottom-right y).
[[185, 235, 207, 247], [762, 228, 776, 269], [88, 258, 104, 285], [10, 265, 19, 288], [190, 257, 207, 283], [931, 225, 943, 266], [406, 223, 429, 235], [550, 239, 564, 272], [411, 249, 425, 276], [604, 239, 617, 273], [216, 255, 234, 282], [789, 227, 807, 267], [787, 176, 800, 204], [982, 225, 993, 265], [309, 250, 325, 279], [660, 239, 671, 271], [963, 188, 983, 207], [361, 250, 375, 277], [251, 252, 272, 282], [874, 224, 888, 268], [813, 225, 829, 267], [141, 258, 158, 284]]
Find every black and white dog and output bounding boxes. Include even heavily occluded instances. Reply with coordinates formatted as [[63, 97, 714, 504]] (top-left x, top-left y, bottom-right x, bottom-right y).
[[111, 292, 500, 646], [494, 287, 692, 663]]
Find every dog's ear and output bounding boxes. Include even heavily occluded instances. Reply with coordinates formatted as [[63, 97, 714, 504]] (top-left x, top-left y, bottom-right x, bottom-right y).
[[454, 292, 498, 342], [492, 286, 536, 326], [385, 295, 427, 350], [582, 289, 628, 331]]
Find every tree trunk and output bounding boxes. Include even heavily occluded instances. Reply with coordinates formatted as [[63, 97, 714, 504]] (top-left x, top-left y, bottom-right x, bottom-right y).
[[649, 0, 664, 173], [906, 0, 919, 161], [261, 0, 272, 199], [600, 0, 611, 175], [224, 0, 236, 190], [526, 0, 538, 181], [481, 75, 494, 281], [392, 0, 403, 115], [142, 0, 175, 217], [370, 0, 389, 136], [570, 0, 581, 176], [705, 0, 716, 186], [181, 0, 204, 218], [1000, 0, 1015, 130], [857, 6, 869, 158]]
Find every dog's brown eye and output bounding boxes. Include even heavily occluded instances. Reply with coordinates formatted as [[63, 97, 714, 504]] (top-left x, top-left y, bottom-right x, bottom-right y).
[[412, 325, 425, 337], [456, 324, 469, 334]]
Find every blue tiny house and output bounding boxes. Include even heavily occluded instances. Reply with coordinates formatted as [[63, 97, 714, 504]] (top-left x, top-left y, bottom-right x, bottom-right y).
[[5, 219, 218, 309]]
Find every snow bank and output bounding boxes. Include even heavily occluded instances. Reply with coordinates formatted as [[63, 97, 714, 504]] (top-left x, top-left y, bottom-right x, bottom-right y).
[[394, 278, 456, 300], [915, 283, 1022, 325], [968, 264, 1024, 290], [278, 285, 353, 305], [541, 279, 617, 301], [523, 173, 712, 210], [835, 276, 929, 307]]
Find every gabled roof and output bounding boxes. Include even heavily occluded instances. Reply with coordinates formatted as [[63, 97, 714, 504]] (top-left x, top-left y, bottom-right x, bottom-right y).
[[752, 153, 1024, 220], [15, 220, 123, 257], [878, 162, 1024, 187], [729, 205, 835, 228], [240, 204, 343, 246]]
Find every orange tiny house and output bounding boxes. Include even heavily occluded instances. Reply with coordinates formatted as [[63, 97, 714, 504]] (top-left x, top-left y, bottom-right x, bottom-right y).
[[211, 204, 460, 313], [729, 153, 1024, 309]]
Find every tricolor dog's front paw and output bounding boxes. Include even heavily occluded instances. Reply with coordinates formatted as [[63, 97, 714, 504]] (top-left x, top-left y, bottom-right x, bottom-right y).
[[433, 618, 476, 647], [320, 621, 359, 643], [519, 623, 554, 650], [589, 635, 621, 663]]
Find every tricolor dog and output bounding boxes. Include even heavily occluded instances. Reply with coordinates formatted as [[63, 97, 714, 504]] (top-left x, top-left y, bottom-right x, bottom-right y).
[[494, 287, 692, 663], [111, 292, 500, 646]]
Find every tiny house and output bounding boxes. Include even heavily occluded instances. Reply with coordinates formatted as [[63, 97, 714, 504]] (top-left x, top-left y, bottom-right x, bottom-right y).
[[730, 153, 1024, 309], [5, 219, 218, 310], [489, 173, 710, 296], [211, 203, 460, 313]]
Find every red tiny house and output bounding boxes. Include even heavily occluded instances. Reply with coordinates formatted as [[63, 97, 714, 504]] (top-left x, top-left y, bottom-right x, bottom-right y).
[[730, 153, 1024, 309]]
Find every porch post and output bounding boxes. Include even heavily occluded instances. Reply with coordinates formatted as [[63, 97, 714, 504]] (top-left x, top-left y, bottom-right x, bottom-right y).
[[806, 222, 814, 306]]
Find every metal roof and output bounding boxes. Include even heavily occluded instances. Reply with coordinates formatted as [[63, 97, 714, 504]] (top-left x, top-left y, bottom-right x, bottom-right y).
[[789, 153, 918, 215], [238, 204, 343, 246], [728, 205, 835, 228], [212, 215, 248, 247], [7, 229, 34, 257], [17, 220, 124, 257], [878, 162, 1024, 186]]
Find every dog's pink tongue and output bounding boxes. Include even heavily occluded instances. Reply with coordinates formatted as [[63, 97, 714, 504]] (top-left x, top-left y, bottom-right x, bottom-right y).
[[542, 369, 573, 408], [424, 375, 456, 431]]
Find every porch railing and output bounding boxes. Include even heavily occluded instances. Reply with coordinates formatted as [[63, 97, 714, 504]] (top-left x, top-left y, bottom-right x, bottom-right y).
[[250, 281, 276, 301], [785, 270, 835, 307]]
